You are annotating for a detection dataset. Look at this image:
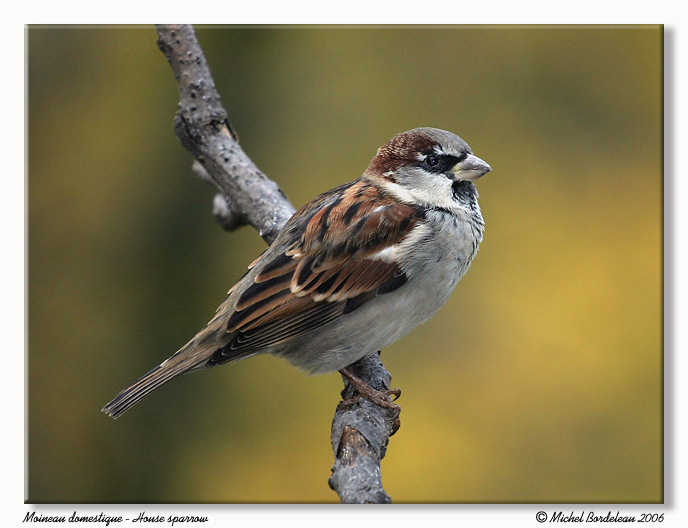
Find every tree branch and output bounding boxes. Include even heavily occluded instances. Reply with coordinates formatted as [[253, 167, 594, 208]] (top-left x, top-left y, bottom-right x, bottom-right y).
[[155, 24, 399, 503], [329, 353, 399, 503], [155, 24, 295, 244]]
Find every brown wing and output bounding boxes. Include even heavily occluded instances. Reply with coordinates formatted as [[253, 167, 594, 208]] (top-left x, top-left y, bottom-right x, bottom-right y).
[[207, 178, 424, 366]]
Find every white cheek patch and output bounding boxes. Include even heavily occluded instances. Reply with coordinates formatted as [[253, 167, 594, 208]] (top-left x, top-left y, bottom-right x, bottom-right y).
[[378, 166, 466, 214], [412, 177, 456, 210]]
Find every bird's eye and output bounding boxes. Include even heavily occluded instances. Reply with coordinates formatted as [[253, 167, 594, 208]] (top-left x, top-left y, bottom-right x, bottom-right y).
[[425, 155, 439, 167]]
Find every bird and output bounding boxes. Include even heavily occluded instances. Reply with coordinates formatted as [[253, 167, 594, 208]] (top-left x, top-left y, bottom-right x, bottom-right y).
[[102, 127, 491, 419]]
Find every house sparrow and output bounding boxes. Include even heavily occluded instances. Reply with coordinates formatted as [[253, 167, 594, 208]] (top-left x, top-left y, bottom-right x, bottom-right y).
[[102, 127, 490, 419]]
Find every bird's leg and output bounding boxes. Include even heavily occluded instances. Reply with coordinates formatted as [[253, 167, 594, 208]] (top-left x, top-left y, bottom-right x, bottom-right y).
[[337, 366, 401, 416]]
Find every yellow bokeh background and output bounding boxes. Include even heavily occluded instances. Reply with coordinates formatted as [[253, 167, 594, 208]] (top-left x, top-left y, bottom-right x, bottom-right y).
[[27, 25, 662, 503]]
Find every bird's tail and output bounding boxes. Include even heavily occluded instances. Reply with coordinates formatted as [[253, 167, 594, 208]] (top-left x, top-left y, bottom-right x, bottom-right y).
[[102, 294, 244, 419], [101, 345, 197, 419], [102, 362, 185, 419], [101, 322, 229, 419]]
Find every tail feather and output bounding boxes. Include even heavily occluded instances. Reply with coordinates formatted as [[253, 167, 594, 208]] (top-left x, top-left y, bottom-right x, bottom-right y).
[[102, 361, 187, 419], [102, 337, 220, 419], [102, 297, 243, 419]]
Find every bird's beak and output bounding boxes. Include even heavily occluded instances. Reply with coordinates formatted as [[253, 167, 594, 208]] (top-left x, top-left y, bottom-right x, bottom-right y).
[[452, 154, 491, 182]]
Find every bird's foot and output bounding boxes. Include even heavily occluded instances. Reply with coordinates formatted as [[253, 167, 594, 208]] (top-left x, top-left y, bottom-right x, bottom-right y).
[[337, 367, 402, 424]]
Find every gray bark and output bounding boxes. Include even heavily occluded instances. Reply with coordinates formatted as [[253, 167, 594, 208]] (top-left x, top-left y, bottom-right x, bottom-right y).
[[156, 24, 295, 244]]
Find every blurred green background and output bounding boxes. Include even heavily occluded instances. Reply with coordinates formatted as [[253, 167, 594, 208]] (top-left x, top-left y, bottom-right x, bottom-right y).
[[27, 25, 662, 503]]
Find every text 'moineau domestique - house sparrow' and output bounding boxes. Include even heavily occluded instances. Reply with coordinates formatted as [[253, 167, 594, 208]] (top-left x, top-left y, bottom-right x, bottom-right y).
[[103, 127, 491, 419]]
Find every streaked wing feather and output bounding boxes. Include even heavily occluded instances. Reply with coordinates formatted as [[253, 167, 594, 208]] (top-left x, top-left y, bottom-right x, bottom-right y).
[[215, 178, 424, 360]]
